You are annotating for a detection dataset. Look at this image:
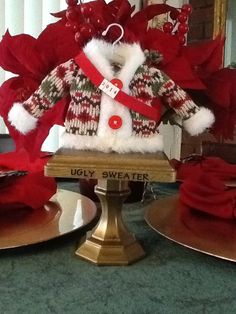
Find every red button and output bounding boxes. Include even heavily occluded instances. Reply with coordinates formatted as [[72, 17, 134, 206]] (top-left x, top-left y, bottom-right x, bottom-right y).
[[108, 115, 123, 129], [110, 78, 123, 89]]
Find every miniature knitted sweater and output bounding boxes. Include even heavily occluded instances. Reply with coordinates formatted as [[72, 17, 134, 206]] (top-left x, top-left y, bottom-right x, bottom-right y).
[[8, 39, 214, 153]]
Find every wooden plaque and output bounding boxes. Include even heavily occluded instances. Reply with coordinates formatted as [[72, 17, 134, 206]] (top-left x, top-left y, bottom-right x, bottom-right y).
[[45, 149, 176, 183]]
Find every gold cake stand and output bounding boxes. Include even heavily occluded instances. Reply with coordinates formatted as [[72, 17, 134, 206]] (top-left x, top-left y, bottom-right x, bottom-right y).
[[145, 195, 236, 262], [0, 189, 97, 249], [45, 149, 176, 265]]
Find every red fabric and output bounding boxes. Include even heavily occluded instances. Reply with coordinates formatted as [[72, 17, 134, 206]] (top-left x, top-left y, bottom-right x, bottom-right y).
[[171, 156, 236, 182], [171, 157, 236, 220], [179, 174, 236, 219], [0, 149, 56, 210]]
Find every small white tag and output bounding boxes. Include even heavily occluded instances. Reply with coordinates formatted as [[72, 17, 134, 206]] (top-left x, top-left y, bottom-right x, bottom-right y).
[[99, 79, 120, 98]]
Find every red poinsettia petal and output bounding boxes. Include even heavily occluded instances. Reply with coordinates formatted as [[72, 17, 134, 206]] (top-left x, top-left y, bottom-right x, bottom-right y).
[[182, 35, 225, 78], [201, 36, 225, 75], [125, 14, 148, 39], [0, 31, 31, 76], [108, 0, 133, 23], [8, 35, 46, 79], [182, 35, 222, 65], [159, 55, 206, 89], [36, 19, 81, 70], [50, 9, 66, 18], [141, 29, 180, 64], [0, 31, 46, 79]]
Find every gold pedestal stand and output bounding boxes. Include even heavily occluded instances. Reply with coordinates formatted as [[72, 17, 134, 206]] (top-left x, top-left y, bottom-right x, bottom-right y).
[[77, 180, 145, 265], [45, 149, 176, 265]]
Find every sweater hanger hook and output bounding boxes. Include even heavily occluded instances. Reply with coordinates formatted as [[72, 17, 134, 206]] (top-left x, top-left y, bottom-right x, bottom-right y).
[[102, 23, 124, 46]]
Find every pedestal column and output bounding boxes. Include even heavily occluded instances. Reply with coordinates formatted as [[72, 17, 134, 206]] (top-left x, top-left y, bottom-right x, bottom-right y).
[[76, 179, 146, 265]]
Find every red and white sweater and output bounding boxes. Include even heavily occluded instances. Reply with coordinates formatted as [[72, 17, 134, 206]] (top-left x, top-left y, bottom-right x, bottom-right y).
[[8, 38, 214, 153]]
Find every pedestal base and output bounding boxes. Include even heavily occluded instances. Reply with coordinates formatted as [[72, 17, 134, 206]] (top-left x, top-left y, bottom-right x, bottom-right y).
[[76, 236, 145, 265], [76, 180, 145, 265]]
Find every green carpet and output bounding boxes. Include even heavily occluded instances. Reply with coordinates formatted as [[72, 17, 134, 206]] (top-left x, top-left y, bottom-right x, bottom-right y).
[[1, 182, 236, 314]]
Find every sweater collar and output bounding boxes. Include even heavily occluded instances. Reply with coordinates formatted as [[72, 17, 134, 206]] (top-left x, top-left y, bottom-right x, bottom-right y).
[[83, 38, 146, 92]]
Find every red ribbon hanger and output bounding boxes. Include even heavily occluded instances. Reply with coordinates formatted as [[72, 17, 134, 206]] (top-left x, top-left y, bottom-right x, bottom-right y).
[[75, 51, 160, 121]]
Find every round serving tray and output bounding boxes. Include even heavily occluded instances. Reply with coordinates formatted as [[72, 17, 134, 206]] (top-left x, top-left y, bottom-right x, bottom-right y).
[[145, 195, 236, 262], [0, 189, 97, 249]]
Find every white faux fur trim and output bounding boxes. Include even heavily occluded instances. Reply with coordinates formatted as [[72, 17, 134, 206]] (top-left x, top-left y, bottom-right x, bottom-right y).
[[183, 107, 215, 136], [8, 102, 38, 134], [60, 132, 164, 154], [83, 38, 146, 141], [83, 39, 145, 92], [96, 93, 132, 138]]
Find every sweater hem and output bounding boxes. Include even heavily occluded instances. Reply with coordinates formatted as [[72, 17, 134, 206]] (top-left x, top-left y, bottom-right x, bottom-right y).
[[60, 132, 164, 154]]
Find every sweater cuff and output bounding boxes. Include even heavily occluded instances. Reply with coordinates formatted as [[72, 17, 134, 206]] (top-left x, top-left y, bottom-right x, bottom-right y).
[[183, 107, 215, 136], [8, 102, 38, 134]]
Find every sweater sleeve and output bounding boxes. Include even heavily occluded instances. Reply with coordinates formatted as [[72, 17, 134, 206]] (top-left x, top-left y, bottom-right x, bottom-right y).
[[151, 68, 215, 136], [8, 59, 78, 134]]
